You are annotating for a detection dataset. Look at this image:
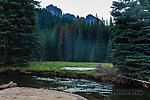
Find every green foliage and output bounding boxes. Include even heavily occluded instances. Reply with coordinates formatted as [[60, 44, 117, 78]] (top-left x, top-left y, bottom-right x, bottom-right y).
[[111, 0, 150, 81], [0, 0, 39, 65]]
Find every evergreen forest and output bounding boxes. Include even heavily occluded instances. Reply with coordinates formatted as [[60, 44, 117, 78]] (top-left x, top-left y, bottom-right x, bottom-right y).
[[0, 0, 150, 81], [36, 9, 111, 62]]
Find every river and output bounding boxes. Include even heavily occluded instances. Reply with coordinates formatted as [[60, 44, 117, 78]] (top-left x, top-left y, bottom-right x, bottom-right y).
[[0, 74, 149, 100]]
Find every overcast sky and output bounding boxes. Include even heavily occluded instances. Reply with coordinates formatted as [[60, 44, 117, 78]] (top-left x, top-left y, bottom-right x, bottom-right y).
[[36, 0, 116, 20]]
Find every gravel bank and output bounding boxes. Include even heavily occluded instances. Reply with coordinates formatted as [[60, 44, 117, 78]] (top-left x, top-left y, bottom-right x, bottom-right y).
[[0, 87, 87, 100]]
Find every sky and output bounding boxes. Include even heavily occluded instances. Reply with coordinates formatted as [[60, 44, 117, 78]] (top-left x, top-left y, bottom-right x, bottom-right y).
[[36, 0, 116, 20]]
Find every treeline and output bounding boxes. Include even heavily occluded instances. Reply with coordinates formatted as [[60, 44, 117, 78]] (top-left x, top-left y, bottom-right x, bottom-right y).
[[37, 9, 111, 62], [0, 0, 39, 65], [0, 0, 111, 66]]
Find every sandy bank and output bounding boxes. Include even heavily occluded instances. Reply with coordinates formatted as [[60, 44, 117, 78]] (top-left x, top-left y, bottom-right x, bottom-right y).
[[0, 87, 87, 100]]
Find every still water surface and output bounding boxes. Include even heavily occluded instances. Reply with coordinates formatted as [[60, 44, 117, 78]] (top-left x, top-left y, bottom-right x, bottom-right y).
[[0, 74, 149, 100]]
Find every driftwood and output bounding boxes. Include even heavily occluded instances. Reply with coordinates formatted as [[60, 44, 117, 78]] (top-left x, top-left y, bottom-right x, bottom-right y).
[[0, 81, 17, 90], [113, 75, 150, 88], [61, 67, 96, 71], [95, 64, 150, 88]]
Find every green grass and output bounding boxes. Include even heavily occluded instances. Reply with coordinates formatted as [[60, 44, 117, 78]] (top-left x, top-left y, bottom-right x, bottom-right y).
[[0, 61, 114, 76]]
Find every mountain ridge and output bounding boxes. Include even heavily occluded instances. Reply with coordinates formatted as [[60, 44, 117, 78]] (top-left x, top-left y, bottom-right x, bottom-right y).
[[46, 4, 101, 24]]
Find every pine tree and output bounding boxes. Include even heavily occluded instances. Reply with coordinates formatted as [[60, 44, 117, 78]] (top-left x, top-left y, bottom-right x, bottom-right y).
[[89, 20, 98, 62], [90, 19, 109, 62], [0, 0, 7, 64], [111, 0, 150, 80], [58, 26, 65, 61], [0, 0, 39, 65], [106, 17, 113, 62], [74, 19, 87, 61]]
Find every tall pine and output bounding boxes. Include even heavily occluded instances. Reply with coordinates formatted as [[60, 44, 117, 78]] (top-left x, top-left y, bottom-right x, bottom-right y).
[[111, 0, 150, 80], [1, 0, 39, 65], [0, 0, 7, 64]]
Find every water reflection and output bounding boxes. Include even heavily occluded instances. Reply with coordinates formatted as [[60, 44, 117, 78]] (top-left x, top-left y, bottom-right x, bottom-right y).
[[0, 74, 149, 100], [34, 76, 113, 95]]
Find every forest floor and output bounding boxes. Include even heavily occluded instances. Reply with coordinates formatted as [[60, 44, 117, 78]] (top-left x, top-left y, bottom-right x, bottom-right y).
[[0, 61, 114, 76]]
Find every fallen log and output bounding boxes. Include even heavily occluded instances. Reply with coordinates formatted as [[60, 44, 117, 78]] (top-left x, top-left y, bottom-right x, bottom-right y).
[[114, 75, 150, 88], [94, 74, 150, 88], [61, 67, 96, 71], [95, 64, 150, 88], [0, 81, 17, 90]]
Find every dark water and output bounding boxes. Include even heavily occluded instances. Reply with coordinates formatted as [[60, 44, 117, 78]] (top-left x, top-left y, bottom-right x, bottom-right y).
[[0, 74, 149, 100]]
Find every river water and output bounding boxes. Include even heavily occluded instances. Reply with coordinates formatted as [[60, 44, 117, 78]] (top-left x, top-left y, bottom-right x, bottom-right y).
[[0, 74, 149, 100]]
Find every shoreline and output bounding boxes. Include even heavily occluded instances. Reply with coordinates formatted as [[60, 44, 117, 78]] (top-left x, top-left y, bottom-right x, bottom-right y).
[[0, 69, 149, 88], [0, 87, 87, 100]]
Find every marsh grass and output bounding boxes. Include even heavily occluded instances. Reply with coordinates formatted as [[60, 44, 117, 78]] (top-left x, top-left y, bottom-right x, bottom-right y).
[[0, 61, 114, 76]]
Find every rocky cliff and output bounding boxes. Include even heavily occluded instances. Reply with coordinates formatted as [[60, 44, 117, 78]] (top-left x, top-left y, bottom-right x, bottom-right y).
[[46, 4, 100, 24], [46, 4, 62, 17]]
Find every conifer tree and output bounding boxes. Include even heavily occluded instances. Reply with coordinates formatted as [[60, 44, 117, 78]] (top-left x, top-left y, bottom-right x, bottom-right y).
[[111, 0, 150, 80], [0, 0, 39, 65], [0, 0, 7, 63], [58, 26, 65, 61]]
